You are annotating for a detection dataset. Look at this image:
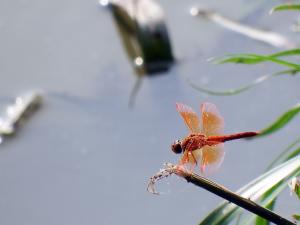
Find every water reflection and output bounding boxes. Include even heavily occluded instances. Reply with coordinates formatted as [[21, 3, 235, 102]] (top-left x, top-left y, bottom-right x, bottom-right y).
[[106, 0, 174, 74], [103, 0, 174, 106]]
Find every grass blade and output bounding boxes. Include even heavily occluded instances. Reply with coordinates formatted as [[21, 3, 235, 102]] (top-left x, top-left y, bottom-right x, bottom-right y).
[[189, 74, 271, 96], [259, 103, 300, 136], [271, 4, 300, 13], [215, 54, 266, 64], [270, 49, 300, 58], [214, 49, 300, 65], [243, 140, 300, 225], [216, 54, 300, 69], [189, 69, 297, 96]]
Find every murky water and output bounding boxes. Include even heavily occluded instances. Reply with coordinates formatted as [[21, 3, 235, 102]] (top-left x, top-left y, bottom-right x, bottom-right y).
[[0, 0, 300, 224]]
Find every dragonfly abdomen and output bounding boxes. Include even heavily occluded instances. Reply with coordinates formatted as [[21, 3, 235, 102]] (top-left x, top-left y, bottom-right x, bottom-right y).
[[207, 132, 259, 142]]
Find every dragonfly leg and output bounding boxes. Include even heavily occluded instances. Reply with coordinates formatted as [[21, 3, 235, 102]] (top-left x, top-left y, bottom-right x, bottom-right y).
[[180, 140, 193, 164], [188, 151, 197, 171], [189, 151, 197, 165], [200, 154, 208, 174], [179, 140, 197, 171], [200, 164, 206, 173], [179, 151, 189, 165]]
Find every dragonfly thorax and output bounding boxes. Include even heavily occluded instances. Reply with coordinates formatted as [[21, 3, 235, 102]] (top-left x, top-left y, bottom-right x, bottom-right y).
[[171, 134, 208, 155], [181, 134, 207, 152]]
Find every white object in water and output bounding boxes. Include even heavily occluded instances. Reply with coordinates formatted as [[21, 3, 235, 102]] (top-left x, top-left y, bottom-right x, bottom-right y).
[[0, 91, 42, 136], [190, 6, 296, 49]]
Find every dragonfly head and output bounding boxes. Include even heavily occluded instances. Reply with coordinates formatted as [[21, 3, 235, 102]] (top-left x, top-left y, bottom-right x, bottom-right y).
[[171, 140, 182, 154]]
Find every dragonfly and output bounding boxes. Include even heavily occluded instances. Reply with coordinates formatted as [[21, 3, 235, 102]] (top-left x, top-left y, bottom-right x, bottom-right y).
[[171, 102, 259, 174]]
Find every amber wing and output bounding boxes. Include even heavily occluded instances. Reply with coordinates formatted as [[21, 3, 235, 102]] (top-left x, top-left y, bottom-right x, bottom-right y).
[[201, 102, 224, 136], [179, 144, 225, 175], [199, 144, 225, 174], [176, 103, 201, 133]]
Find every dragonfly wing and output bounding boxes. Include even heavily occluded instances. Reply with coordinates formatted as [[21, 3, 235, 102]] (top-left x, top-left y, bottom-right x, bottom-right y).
[[201, 102, 224, 136], [176, 103, 201, 133], [199, 144, 225, 175], [179, 144, 224, 174], [179, 149, 197, 171]]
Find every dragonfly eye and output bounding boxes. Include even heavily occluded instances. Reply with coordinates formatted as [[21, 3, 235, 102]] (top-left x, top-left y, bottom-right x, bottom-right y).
[[171, 140, 182, 154]]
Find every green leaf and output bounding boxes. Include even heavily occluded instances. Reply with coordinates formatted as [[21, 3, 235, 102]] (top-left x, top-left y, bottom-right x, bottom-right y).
[[271, 4, 300, 13], [191, 50, 300, 96], [293, 214, 300, 221], [199, 155, 300, 225], [188, 74, 272, 96], [295, 183, 300, 199], [259, 103, 300, 136], [215, 54, 264, 64], [214, 49, 300, 65], [252, 140, 300, 225], [270, 49, 300, 58], [216, 54, 300, 69], [235, 137, 300, 224]]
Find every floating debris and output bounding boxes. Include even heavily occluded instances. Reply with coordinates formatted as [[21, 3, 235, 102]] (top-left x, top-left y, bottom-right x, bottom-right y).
[[190, 6, 296, 49], [103, 0, 174, 74], [0, 91, 42, 142]]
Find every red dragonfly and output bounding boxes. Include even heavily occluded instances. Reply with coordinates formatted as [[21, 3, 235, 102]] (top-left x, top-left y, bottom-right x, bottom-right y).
[[171, 102, 259, 174]]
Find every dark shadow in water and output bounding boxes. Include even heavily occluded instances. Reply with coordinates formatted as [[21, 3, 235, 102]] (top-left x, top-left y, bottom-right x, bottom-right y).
[[128, 75, 143, 108], [103, 0, 175, 107]]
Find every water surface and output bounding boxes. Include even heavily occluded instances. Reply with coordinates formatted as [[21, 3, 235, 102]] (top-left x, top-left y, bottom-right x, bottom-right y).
[[0, 0, 299, 224]]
